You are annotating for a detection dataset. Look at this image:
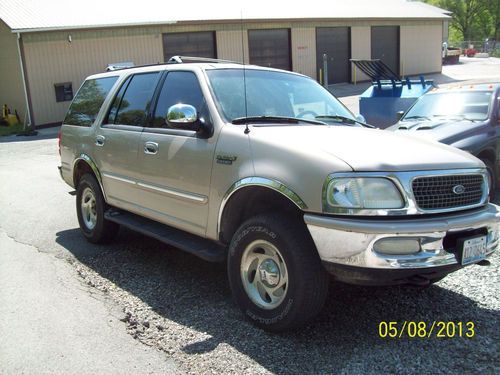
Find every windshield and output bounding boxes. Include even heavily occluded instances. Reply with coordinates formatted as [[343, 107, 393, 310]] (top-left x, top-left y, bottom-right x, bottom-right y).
[[206, 69, 355, 124], [402, 91, 492, 122]]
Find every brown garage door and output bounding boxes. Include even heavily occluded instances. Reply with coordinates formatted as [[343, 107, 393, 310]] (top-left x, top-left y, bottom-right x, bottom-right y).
[[316, 27, 351, 84], [162, 31, 216, 61], [371, 26, 400, 76], [248, 29, 291, 71]]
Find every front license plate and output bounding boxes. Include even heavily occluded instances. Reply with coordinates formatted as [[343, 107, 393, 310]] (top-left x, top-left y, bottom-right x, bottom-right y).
[[460, 236, 487, 265]]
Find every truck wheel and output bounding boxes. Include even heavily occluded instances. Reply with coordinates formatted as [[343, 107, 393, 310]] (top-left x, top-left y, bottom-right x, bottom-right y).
[[76, 173, 119, 243], [227, 214, 329, 331], [480, 158, 496, 200]]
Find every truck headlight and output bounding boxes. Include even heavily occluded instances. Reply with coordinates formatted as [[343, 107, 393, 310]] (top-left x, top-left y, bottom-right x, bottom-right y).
[[326, 177, 404, 210]]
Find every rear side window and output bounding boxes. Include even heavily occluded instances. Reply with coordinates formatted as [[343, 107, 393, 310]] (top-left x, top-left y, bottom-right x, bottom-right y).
[[64, 77, 118, 127], [107, 72, 160, 127]]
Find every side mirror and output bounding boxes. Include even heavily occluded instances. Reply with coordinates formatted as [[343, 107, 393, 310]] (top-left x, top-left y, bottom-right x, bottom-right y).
[[355, 114, 366, 123], [166, 104, 200, 131], [396, 111, 405, 121]]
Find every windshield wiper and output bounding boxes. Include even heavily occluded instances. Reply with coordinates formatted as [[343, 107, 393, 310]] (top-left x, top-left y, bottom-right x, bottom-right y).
[[231, 116, 326, 125], [432, 114, 477, 122], [315, 115, 374, 128], [403, 115, 431, 121]]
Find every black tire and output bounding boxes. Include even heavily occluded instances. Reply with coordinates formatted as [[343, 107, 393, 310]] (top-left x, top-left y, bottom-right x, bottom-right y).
[[480, 158, 496, 200], [76, 173, 119, 244], [227, 214, 329, 332]]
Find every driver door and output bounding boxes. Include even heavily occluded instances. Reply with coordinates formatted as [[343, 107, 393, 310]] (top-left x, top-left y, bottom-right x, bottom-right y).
[[135, 71, 216, 236]]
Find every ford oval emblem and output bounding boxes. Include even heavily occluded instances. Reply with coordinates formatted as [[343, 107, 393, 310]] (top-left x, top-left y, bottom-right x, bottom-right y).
[[452, 184, 466, 195]]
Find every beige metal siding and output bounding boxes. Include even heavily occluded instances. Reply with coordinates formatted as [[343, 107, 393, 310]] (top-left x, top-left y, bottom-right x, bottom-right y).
[[350, 26, 371, 82], [19, 19, 444, 125], [23, 33, 162, 125], [291, 28, 316, 79], [216, 30, 249, 63], [0, 20, 26, 122], [400, 23, 442, 76]]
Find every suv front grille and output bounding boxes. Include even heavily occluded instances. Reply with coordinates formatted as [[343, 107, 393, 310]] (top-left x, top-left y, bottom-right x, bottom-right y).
[[412, 174, 484, 210]]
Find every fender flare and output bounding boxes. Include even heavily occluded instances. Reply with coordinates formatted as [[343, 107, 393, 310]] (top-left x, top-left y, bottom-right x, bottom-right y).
[[217, 177, 307, 236], [73, 154, 107, 201]]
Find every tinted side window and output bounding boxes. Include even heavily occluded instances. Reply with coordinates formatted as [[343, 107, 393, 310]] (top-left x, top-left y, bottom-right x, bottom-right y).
[[64, 77, 118, 126], [497, 96, 500, 123], [106, 76, 132, 124], [112, 72, 160, 126], [152, 71, 205, 128]]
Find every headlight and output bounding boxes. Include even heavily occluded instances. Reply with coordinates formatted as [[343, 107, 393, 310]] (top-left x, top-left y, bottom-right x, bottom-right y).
[[326, 177, 404, 210]]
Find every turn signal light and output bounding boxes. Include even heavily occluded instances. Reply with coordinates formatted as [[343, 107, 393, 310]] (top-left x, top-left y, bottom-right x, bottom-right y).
[[58, 129, 62, 155], [373, 238, 421, 255]]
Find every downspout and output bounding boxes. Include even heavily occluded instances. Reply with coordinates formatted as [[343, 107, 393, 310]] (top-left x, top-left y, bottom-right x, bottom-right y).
[[16, 32, 32, 129]]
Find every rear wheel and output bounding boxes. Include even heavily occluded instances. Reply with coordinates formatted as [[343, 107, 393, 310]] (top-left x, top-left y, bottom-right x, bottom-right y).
[[227, 214, 329, 331], [480, 158, 496, 200], [76, 174, 119, 243]]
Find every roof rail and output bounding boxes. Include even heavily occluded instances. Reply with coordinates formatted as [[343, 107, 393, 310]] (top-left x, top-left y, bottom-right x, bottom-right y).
[[102, 56, 243, 73], [167, 55, 243, 65]]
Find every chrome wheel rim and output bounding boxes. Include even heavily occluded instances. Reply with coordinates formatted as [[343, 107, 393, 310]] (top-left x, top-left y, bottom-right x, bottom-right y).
[[81, 187, 97, 230], [240, 239, 289, 310]]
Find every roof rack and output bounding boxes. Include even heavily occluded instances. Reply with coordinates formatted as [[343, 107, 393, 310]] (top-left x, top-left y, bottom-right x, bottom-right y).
[[102, 56, 243, 73], [167, 55, 243, 65]]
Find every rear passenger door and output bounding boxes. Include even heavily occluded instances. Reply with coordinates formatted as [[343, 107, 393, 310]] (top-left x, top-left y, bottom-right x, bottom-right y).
[[94, 71, 161, 212], [136, 71, 216, 236]]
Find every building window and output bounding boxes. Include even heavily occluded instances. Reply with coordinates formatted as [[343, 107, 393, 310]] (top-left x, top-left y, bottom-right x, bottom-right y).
[[163, 31, 216, 62], [248, 29, 291, 71], [54, 82, 73, 102]]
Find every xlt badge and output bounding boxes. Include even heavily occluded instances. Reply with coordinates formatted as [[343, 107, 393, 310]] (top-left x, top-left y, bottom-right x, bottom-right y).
[[216, 154, 237, 165]]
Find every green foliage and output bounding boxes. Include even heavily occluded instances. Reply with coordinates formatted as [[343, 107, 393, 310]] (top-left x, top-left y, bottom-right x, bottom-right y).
[[424, 0, 499, 41]]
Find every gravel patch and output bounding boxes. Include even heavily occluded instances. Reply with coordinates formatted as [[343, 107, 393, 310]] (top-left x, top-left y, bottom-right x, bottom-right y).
[[58, 223, 500, 375]]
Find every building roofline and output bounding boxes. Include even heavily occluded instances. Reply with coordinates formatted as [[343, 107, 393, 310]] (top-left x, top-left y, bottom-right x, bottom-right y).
[[10, 16, 451, 34]]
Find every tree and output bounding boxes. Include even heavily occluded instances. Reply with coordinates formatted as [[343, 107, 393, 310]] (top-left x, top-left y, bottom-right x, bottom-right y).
[[442, 0, 487, 40], [487, 0, 500, 41], [424, 0, 491, 41]]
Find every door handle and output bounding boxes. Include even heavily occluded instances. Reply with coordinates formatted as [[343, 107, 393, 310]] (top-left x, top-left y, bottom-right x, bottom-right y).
[[95, 135, 105, 147], [144, 141, 159, 155]]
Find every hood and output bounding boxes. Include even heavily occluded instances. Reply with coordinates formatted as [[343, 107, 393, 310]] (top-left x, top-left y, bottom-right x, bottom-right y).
[[249, 125, 482, 172], [388, 119, 486, 145]]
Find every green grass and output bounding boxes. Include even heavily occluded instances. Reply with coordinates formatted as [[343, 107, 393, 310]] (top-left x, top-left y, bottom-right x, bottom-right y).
[[0, 122, 24, 137]]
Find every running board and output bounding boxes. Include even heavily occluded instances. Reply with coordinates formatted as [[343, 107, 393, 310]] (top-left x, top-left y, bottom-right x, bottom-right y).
[[104, 209, 226, 262]]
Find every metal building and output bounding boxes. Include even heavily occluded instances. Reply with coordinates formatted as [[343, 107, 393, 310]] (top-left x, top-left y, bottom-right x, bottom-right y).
[[0, 0, 449, 127]]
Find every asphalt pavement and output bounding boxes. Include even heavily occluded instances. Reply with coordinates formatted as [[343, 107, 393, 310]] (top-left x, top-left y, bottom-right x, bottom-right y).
[[0, 134, 177, 375]]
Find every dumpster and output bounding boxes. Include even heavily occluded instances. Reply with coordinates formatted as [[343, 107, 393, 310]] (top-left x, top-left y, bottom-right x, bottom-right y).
[[351, 59, 435, 128]]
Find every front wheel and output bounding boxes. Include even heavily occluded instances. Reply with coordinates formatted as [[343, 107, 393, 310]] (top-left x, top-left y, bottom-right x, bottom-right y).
[[227, 214, 329, 331], [76, 173, 119, 243]]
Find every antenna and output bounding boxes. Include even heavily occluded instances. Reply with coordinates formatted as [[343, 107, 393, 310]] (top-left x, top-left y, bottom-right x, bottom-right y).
[[240, 9, 250, 134]]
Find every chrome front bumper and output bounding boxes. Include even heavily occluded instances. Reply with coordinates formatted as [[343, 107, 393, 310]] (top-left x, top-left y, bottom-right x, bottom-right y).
[[304, 204, 500, 284]]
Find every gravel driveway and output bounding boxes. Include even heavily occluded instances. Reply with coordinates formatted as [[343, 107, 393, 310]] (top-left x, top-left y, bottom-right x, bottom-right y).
[[64, 228, 499, 375], [1, 132, 499, 374]]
